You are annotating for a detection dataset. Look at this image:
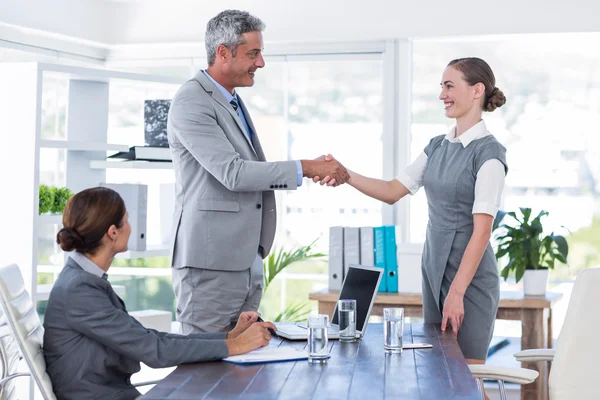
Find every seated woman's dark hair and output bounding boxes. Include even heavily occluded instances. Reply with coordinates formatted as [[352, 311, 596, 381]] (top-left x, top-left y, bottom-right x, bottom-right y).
[[56, 187, 126, 254]]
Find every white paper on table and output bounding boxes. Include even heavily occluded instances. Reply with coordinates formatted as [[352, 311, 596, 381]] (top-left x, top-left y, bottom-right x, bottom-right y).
[[223, 347, 309, 364]]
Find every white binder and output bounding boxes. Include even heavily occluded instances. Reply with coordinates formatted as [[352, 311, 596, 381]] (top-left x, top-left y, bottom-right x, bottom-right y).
[[359, 227, 375, 266], [328, 226, 345, 290], [101, 183, 147, 251], [343, 227, 360, 277]]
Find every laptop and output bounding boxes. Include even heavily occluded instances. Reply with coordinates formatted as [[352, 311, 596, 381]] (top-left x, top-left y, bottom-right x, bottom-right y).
[[275, 264, 384, 340]]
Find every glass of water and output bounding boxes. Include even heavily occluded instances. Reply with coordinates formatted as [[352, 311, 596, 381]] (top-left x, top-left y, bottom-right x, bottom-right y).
[[383, 307, 404, 354], [337, 299, 357, 342], [307, 314, 329, 363]]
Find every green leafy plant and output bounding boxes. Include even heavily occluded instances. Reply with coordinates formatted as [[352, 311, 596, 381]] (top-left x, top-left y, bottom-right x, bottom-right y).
[[271, 301, 311, 323], [493, 208, 569, 283], [51, 187, 73, 214], [262, 238, 326, 322], [39, 185, 54, 214]]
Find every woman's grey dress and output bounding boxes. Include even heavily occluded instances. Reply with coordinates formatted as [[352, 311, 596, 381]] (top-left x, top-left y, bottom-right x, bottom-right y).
[[421, 134, 507, 360]]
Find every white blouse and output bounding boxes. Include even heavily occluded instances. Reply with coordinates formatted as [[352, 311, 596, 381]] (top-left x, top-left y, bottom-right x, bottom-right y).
[[396, 120, 506, 217]]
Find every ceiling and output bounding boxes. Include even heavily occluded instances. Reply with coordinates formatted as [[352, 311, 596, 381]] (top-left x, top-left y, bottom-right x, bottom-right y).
[[2, 0, 600, 64]]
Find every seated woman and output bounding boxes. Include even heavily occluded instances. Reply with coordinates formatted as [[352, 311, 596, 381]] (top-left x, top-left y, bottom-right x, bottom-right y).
[[43, 186, 275, 400]]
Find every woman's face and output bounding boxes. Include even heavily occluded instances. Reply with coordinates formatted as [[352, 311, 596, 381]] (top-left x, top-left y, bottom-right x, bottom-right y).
[[439, 66, 483, 119], [113, 212, 132, 253]]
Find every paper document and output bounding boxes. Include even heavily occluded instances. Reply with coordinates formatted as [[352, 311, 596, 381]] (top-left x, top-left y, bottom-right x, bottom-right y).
[[404, 342, 433, 349], [223, 347, 309, 364]]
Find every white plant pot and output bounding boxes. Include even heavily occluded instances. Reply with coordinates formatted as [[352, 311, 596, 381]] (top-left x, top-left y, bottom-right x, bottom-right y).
[[523, 269, 549, 296]]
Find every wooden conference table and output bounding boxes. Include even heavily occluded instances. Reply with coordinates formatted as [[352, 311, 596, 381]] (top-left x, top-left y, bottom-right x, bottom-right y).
[[309, 289, 563, 400], [140, 323, 481, 400]]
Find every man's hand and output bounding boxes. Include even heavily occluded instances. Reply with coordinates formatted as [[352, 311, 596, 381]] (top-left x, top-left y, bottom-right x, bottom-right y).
[[225, 321, 275, 356], [227, 311, 259, 339], [301, 154, 349, 186], [312, 154, 347, 186]]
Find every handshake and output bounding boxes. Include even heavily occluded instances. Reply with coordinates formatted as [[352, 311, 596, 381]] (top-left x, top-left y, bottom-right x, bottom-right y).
[[301, 154, 349, 187]]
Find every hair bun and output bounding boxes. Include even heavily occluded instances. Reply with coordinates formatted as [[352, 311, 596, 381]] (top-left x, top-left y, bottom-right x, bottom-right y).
[[486, 87, 506, 112], [56, 227, 84, 252]]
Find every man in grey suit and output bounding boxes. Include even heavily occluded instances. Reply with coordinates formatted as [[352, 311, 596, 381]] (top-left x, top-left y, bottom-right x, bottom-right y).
[[167, 9, 349, 334]]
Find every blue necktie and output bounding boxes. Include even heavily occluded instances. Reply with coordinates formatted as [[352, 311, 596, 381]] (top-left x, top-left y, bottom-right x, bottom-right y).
[[230, 98, 253, 143], [229, 99, 239, 112]]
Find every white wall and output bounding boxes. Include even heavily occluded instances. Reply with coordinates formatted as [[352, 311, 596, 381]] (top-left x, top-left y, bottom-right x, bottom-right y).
[[109, 0, 600, 44], [0, 0, 112, 44], [2, 0, 600, 49]]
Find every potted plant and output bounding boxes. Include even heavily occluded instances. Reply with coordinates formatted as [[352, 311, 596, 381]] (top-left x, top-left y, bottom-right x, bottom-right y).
[[39, 184, 54, 214], [262, 239, 326, 322], [493, 208, 568, 296], [51, 187, 74, 215]]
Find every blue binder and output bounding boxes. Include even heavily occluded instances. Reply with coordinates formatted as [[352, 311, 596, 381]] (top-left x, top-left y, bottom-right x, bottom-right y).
[[374, 226, 387, 292], [383, 226, 398, 293]]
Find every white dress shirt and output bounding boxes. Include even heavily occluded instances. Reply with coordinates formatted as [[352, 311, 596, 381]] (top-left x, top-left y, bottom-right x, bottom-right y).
[[396, 120, 505, 217], [202, 70, 303, 187]]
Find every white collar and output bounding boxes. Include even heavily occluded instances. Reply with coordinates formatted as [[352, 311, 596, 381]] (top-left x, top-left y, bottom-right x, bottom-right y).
[[69, 251, 108, 279], [445, 120, 489, 148], [202, 70, 237, 103]]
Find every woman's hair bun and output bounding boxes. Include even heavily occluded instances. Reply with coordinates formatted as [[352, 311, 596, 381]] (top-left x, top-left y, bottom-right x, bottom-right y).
[[56, 227, 84, 252], [486, 87, 506, 112]]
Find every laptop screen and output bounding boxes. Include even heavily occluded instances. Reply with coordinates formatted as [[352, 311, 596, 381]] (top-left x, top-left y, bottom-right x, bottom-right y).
[[330, 265, 383, 332]]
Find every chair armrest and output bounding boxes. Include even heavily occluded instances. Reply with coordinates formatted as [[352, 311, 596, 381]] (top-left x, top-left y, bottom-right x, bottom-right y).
[[469, 365, 539, 385], [514, 349, 555, 362], [133, 380, 161, 388], [0, 372, 31, 387]]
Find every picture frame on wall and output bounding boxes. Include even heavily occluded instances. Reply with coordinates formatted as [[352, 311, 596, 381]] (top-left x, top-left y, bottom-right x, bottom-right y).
[[144, 99, 171, 147]]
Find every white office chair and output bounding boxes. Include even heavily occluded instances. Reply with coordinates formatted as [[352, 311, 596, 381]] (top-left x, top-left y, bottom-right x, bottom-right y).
[[469, 364, 538, 400], [0, 264, 56, 400], [0, 310, 24, 400], [470, 266, 600, 400], [522, 266, 599, 399], [0, 264, 160, 399]]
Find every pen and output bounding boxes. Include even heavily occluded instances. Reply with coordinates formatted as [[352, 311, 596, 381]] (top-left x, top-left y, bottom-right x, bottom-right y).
[[257, 316, 280, 338]]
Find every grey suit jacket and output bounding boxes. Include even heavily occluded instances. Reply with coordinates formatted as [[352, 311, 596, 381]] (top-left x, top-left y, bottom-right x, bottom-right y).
[[167, 70, 298, 271], [43, 257, 228, 400]]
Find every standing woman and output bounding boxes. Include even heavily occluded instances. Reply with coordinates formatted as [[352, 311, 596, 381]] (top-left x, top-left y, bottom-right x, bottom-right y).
[[322, 58, 507, 372]]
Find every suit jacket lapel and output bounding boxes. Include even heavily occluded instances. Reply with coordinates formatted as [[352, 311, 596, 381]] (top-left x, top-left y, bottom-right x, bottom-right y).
[[193, 71, 258, 158], [238, 95, 266, 161]]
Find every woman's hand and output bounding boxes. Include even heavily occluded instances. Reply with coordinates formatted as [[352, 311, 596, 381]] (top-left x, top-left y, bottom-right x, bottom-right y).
[[441, 289, 465, 335], [226, 322, 275, 356], [227, 311, 259, 339], [313, 154, 344, 186]]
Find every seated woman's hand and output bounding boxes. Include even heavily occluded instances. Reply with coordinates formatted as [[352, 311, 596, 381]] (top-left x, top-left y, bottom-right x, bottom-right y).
[[227, 311, 259, 339], [226, 321, 275, 356]]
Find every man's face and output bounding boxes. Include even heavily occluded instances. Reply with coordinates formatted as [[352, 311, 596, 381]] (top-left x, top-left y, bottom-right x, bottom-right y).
[[225, 31, 265, 88]]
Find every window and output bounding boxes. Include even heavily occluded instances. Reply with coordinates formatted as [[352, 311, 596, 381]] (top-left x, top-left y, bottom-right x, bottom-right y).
[[411, 34, 600, 280], [238, 55, 385, 317], [239, 56, 385, 252], [30, 50, 387, 320]]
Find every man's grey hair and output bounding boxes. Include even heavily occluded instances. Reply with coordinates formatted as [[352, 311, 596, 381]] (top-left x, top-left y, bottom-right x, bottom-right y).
[[205, 10, 265, 66]]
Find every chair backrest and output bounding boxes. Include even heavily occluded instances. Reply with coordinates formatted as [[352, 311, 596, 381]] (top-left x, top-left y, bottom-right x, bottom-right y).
[[0, 264, 56, 400], [0, 309, 21, 400], [549, 267, 600, 400]]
